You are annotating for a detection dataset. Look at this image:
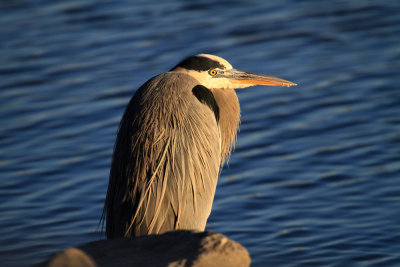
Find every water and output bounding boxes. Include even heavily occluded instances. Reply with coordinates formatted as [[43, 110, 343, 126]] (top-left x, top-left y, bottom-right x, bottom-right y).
[[1, 1, 399, 266]]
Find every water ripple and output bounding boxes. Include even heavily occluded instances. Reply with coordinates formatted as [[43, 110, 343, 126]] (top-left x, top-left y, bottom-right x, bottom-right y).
[[1, 0, 400, 266]]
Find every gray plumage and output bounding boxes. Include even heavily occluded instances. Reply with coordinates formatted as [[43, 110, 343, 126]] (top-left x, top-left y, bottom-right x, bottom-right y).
[[103, 54, 296, 238]]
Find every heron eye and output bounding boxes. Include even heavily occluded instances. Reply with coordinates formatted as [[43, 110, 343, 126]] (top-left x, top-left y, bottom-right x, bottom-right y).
[[209, 69, 217, 76]]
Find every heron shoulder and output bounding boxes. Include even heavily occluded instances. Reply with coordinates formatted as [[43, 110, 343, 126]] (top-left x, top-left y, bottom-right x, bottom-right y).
[[150, 72, 200, 93]]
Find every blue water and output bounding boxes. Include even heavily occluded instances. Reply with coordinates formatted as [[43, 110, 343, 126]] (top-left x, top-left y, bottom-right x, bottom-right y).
[[1, 1, 400, 266]]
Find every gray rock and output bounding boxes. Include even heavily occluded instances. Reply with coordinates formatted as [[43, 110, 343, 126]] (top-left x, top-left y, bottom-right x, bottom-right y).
[[35, 231, 250, 267]]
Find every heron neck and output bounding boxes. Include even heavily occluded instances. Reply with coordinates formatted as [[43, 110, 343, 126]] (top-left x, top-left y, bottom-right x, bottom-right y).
[[210, 88, 240, 163]]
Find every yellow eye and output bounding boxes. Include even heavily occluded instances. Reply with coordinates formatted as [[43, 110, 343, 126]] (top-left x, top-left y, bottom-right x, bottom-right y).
[[209, 69, 217, 76]]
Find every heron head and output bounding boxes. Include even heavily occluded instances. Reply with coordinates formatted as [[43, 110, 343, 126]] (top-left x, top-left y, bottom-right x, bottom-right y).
[[171, 54, 296, 90]]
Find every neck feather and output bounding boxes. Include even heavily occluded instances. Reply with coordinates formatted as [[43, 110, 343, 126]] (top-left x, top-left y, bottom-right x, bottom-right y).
[[210, 88, 240, 162]]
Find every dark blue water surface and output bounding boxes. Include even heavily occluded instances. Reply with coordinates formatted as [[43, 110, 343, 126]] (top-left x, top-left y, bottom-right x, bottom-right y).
[[1, 1, 400, 266]]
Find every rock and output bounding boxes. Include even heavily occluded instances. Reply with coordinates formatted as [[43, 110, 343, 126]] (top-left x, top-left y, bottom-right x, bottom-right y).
[[35, 231, 250, 267]]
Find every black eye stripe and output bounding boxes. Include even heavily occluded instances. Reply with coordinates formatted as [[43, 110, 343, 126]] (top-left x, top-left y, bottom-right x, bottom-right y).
[[172, 56, 225, 72]]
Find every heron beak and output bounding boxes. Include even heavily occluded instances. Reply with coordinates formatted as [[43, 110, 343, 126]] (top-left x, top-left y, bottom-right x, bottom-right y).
[[225, 69, 297, 87]]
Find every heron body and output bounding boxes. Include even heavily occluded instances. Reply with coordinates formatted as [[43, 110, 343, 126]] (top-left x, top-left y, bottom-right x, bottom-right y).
[[104, 54, 296, 238]]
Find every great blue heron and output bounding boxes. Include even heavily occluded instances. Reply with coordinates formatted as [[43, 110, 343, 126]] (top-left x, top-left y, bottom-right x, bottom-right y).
[[103, 54, 296, 238]]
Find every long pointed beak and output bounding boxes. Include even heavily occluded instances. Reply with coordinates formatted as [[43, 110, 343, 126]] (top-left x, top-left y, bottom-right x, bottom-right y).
[[224, 69, 297, 87]]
